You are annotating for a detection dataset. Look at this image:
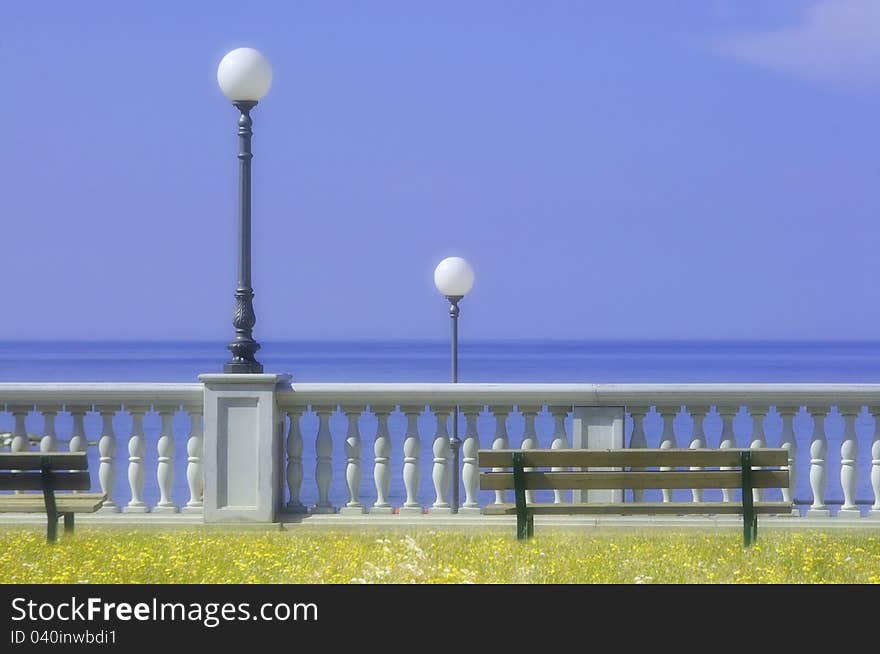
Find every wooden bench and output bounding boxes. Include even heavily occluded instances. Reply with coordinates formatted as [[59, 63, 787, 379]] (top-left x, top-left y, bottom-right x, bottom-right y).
[[0, 452, 106, 543], [479, 448, 790, 546]]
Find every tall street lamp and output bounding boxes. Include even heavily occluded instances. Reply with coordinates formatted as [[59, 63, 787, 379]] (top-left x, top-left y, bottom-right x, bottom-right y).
[[217, 47, 273, 373], [434, 256, 475, 513]]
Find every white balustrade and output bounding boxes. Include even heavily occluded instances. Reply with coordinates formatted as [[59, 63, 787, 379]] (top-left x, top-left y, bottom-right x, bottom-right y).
[[371, 408, 393, 514], [8, 381, 880, 525], [40, 406, 59, 454], [9, 406, 29, 495], [400, 406, 422, 514], [1, 384, 202, 515], [341, 406, 365, 514], [628, 408, 648, 502], [838, 407, 860, 517], [10, 405, 29, 454], [658, 407, 677, 503], [688, 406, 708, 503], [68, 407, 87, 495], [431, 407, 452, 513], [749, 407, 768, 503], [871, 408, 880, 518], [490, 406, 511, 505], [520, 406, 540, 505], [97, 406, 119, 512], [718, 407, 738, 503], [184, 407, 204, 513], [155, 407, 177, 513], [550, 407, 569, 504], [778, 406, 798, 513], [313, 406, 335, 514], [807, 407, 830, 517], [461, 407, 481, 513], [285, 409, 306, 514], [124, 407, 148, 513]]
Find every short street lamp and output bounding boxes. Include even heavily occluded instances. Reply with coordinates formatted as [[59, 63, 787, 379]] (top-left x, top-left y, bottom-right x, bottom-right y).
[[217, 47, 273, 373], [433, 256, 475, 513]]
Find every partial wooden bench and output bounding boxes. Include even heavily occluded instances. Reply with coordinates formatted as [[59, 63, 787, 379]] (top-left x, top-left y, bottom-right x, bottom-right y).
[[0, 452, 106, 543], [479, 448, 790, 546]]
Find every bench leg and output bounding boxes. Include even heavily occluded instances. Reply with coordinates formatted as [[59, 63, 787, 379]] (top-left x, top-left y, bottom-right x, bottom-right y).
[[46, 515, 58, 544], [742, 512, 759, 546], [527, 514, 534, 538], [740, 451, 755, 547], [513, 451, 531, 540], [517, 511, 529, 540], [63, 513, 75, 534]]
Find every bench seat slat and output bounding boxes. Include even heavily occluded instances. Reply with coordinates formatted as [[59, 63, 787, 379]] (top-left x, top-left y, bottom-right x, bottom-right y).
[[0, 493, 106, 513], [480, 470, 788, 491], [0, 453, 89, 471], [482, 502, 793, 516], [0, 471, 92, 491], [478, 448, 788, 468]]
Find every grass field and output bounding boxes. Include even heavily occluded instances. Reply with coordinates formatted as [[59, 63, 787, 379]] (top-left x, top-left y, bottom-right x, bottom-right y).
[[2, 528, 879, 584]]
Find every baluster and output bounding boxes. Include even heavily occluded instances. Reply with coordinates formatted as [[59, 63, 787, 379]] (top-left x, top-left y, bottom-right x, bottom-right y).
[[313, 406, 335, 514], [718, 407, 738, 503], [520, 405, 540, 505], [68, 407, 87, 494], [628, 407, 648, 502], [183, 406, 204, 513], [550, 407, 570, 504], [9, 405, 30, 494], [340, 406, 366, 514], [460, 407, 482, 513], [807, 407, 830, 517], [431, 406, 452, 513], [155, 407, 177, 512], [40, 406, 60, 453], [870, 407, 880, 518], [399, 406, 423, 514], [749, 407, 768, 503], [659, 407, 678, 503], [839, 407, 860, 518], [10, 405, 29, 454], [124, 407, 148, 513], [285, 409, 307, 513], [688, 406, 708, 503], [371, 407, 393, 514], [97, 405, 119, 512], [778, 407, 799, 515], [490, 405, 511, 505]]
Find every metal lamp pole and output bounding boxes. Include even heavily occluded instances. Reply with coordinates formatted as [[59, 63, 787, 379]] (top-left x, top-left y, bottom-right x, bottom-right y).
[[447, 295, 463, 513], [217, 47, 272, 374], [224, 100, 263, 374], [434, 256, 474, 514]]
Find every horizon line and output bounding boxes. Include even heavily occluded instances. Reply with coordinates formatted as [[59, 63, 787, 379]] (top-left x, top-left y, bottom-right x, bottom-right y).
[[4, 338, 880, 346]]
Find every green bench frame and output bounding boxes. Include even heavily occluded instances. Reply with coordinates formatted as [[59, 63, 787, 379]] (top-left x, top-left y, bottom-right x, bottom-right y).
[[479, 448, 791, 546], [0, 452, 106, 543]]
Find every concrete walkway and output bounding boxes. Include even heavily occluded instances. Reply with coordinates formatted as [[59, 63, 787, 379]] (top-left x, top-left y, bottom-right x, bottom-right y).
[[1, 512, 879, 532]]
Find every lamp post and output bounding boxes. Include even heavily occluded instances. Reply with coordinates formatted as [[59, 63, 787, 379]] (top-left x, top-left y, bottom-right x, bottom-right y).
[[434, 256, 475, 513], [217, 47, 273, 373]]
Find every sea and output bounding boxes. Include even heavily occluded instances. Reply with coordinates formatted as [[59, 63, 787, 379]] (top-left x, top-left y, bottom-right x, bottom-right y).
[[1, 340, 879, 514]]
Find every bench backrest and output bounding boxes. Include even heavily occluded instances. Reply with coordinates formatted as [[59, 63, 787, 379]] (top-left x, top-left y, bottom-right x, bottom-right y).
[[478, 448, 788, 492], [0, 453, 91, 492]]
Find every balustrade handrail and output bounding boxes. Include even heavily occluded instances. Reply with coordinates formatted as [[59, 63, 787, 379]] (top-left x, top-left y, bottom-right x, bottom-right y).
[[4, 381, 880, 409], [278, 382, 880, 408], [0, 383, 203, 408]]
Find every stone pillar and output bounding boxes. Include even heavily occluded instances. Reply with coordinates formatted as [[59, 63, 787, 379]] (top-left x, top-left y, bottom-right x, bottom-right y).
[[200, 373, 291, 523], [570, 406, 625, 503], [838, 408, 861, 518]]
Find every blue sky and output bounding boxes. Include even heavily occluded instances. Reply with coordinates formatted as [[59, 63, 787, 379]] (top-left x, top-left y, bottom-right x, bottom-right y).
[[2, 1, 878, 342]]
